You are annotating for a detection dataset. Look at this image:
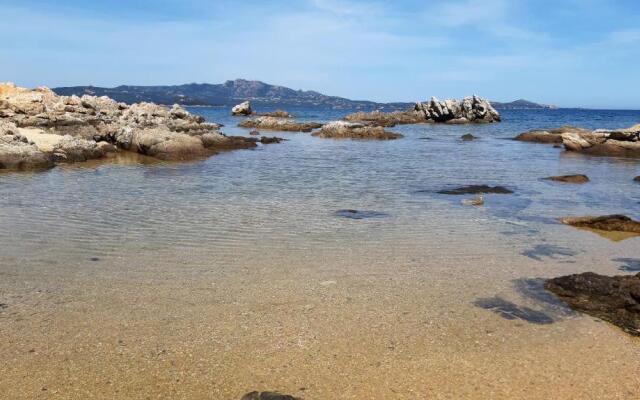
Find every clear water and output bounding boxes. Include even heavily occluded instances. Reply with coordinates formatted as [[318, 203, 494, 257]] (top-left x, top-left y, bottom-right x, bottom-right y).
[[1, 108, 640, 399]]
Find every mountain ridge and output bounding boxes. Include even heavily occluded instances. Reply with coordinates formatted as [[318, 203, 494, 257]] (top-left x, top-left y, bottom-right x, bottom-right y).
[[53, 79, 556, 110]]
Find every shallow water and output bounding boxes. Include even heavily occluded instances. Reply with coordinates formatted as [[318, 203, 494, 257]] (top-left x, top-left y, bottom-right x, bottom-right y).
[[1, 108, 640, 399]]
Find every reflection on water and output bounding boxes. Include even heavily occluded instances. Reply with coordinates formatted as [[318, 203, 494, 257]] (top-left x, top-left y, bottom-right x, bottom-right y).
[[1, 108, 640, 399]]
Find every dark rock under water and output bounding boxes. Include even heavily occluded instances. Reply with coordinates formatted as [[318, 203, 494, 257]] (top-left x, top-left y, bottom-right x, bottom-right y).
[[545, 272, 640, 336]]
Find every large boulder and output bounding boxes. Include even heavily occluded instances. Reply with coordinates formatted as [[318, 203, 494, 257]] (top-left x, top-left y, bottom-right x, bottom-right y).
[[545, 272, 640, 336], [231, 101, 252, 116], [238, 116, 322, 132], [312, 121, 403, 140]]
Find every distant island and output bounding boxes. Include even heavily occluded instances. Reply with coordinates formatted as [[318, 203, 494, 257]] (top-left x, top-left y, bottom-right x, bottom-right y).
[[53, 79, 556, 110]]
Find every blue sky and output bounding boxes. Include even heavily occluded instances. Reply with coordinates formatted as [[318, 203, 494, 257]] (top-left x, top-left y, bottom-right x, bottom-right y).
[[1, 0, 639, 108]]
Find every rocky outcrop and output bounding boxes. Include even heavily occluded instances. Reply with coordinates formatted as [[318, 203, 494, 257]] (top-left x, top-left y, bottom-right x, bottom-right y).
[[344, 96, 500, 127], [238, 116, 322, 132], [0, 82, 262, 169], [514, 126, 590, 144], [543, 174, 590, 184], [231, 101, 253, 116], [561, 215, 640, 234], [545, 272, 640, 336], [561, 124, 640, 156], [0, 121, 54, 170], [311, 121, 403, 140]]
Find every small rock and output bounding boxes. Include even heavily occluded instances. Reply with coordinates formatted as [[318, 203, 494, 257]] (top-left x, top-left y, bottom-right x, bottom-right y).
[[543, 174, 590, 184], [461, 133, 477, 141], [634, 176, 640, 182], [241, 391, 301, 400], [437, 185, 513, 195], [249, 130, 260, 136]]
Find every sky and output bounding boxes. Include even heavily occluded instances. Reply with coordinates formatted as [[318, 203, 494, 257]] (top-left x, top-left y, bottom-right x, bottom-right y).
[[1, 0, 639, 109]]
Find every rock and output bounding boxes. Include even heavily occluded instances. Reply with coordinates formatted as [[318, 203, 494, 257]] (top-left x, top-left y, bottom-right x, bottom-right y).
[[461, 133, 477, 141], [560, 124, 640, 156], [634, 176, 640, 182], [543, 174, 590, 184], [345, 96, 499, 127], [560, 215, 640, 234], [334, 209, 389, 219], [239, 116, 322, 132], [344, 109, 426, 127], [437, 185, 513, 195], [0, 121, 54, 170], [514, 126, 590, 144], [249, 130, 260, 136], [259, 110, 291, 118], [312, 121, 403, 140], [545, 272, 640, 336], [461, 195, 484, 206], [0, 82, 263, 167], [241, 392, 301, 400], [231, 101, 252, 116], [260, 136, 286, 144]]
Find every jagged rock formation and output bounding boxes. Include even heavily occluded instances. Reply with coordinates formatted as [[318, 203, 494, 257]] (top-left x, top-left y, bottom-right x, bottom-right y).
[[311, 121, 403, 140], [238, 116, 322, 132], [345, 96, 500, 127], [0, 82, 262, 170]]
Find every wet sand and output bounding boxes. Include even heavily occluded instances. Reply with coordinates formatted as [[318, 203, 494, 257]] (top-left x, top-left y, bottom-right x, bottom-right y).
[[1, 226, 639, 399]]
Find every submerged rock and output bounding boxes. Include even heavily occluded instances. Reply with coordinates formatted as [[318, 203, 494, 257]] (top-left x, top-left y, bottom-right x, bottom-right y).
[[635, 176, 640, 182], [231, 101, 253, 116], [437, 185, 513, 195], [461, 133, 478, 141], [514, 126, 589, 144], [545, 272, 640, 336], [543, 174, 590, 184], [260, 136, 286, 144], [312, 121, 402, 140], [344, 96, 500, 127], [239, 116, 322, 132], [334, 209, 390, 219], [560, 215, 640, 234], [241, 392, 301, 400]]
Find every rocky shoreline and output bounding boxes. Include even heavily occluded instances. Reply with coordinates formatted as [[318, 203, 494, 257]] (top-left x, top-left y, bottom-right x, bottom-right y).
[[0, 83, 273, 171]]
